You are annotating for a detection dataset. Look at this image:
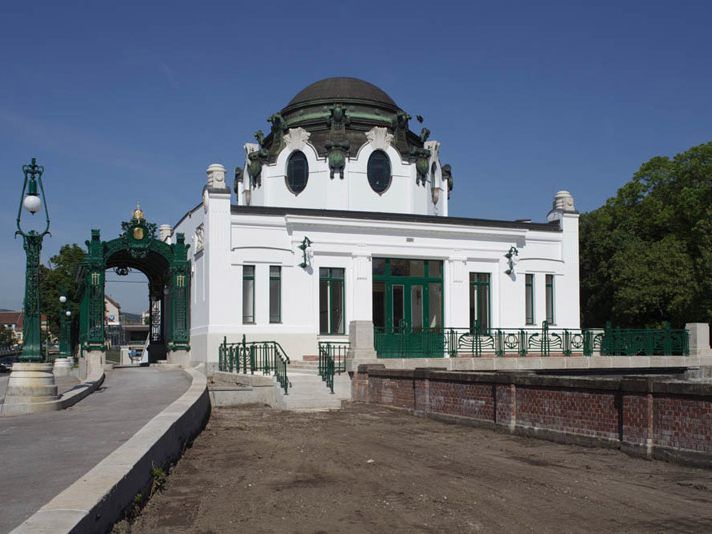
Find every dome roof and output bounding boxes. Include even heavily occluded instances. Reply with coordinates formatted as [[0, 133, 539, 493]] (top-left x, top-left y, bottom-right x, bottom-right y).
[[284, 77, 399, 110]]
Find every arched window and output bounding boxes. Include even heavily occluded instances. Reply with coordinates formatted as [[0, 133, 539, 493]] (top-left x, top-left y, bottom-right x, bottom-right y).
[[286, 151, 309, 195], [367, 150, 391, 194]]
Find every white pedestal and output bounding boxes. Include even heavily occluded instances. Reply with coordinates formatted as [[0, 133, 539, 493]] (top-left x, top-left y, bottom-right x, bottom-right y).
[[4, 362, 59, 405], [53, 357, 73, 377]]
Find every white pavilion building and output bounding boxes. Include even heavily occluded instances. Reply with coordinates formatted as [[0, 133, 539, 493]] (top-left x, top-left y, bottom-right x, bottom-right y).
[[171, 77, 580, 369]]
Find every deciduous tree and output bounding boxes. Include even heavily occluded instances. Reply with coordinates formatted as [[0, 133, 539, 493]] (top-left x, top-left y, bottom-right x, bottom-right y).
[[580, 142, 712, 328]]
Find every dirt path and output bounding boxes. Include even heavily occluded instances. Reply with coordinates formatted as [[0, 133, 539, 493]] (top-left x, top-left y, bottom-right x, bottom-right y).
[[132, 403, 712, 533]]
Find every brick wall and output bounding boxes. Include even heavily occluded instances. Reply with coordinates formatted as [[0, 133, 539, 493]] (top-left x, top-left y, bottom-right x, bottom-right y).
[[353, 366, 712, 467]]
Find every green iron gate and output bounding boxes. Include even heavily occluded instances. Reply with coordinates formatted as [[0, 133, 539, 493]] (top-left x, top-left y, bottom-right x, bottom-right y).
[[76, 206, 190, 360]]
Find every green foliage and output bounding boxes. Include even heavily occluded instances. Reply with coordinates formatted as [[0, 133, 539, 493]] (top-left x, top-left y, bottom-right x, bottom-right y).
[[0, 325, 16, 346], [580, 142, 712, 328], [150, 465, 167, 495], [39, 244, 85, 338]]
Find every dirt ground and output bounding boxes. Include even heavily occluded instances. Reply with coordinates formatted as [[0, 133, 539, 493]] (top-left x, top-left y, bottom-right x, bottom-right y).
[[131, 403, 712, 533]]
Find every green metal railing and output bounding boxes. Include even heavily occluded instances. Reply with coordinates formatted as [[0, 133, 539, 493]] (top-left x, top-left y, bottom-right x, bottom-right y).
[[318, 341, 349, 393], [600, 322, 689, 356], [218, 335, 291, 394], [0, 345, 20, 357], [374, 322, 689, 359], [375, 325, 446, 358]]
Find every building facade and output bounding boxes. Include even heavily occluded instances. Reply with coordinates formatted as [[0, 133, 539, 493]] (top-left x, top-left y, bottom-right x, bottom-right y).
[[171, 78, 580, 367]]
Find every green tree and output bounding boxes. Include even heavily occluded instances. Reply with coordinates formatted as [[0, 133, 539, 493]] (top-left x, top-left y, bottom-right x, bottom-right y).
[[39, 244, 85, 338], [0, 325, 16, 346], [580, 142, 712, 328]]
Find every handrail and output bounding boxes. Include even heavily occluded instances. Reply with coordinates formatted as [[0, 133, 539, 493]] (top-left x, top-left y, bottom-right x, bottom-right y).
[[318, 341, 348, 393], [218, 336, 291, 394]]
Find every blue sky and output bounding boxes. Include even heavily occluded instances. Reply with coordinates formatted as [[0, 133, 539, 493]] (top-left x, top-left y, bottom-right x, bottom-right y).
[[1, 0, 711, 313]]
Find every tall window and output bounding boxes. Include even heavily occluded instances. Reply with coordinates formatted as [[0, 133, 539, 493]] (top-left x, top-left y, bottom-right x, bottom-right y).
[[525, 274, 535, 325], [286, 151, 309, 195], [319, 268, 345, 334], [545, 274, 555, 325], [269, 266, 281, 323], [469, 273, 490, 332], [242, 265, 255, 324]]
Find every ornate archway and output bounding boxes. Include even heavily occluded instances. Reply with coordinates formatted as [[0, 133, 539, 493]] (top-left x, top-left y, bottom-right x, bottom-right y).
[[77, 206, 190, 363]]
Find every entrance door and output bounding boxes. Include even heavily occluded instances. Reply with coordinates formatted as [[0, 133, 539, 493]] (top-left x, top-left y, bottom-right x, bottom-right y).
[[373, 258, 444, 357]]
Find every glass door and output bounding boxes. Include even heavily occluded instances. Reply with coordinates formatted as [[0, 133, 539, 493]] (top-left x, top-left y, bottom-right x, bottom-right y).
[[392, 284, 405, 332], [410, 285, 424, 332]]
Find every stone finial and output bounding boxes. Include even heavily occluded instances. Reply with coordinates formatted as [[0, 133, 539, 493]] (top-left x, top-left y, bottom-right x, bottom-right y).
[[552, 190, 575, 212], [159, 224, 172, 243], [547, 190, 576, 222], [206, 163, 228, 190]]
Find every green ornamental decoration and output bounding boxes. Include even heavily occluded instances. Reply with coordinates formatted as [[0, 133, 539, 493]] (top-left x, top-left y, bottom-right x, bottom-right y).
[[326, 104, 351, 179], [268, 113, 287, 150], [412, 146, 431, 186], [326, 140, 350, 179], [247, 130, 270, 188], [77, 205, 191, 354], [120, 203, 157, 259]]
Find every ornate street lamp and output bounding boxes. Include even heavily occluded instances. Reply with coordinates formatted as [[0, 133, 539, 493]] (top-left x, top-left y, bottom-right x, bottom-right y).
[[16, 158, 51, 362], [58, 295, 72, 357], [2, 158, 59, 414]]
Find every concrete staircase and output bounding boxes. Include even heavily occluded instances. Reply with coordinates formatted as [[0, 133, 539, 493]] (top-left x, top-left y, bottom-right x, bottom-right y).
[[276, 367, 351, 412]]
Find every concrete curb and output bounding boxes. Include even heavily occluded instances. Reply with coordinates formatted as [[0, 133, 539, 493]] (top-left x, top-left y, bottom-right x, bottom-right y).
[[11, 366, 210, 534], [0, 368, 105, 416]]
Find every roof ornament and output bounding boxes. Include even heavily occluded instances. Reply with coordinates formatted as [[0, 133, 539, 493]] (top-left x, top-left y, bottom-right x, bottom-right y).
[[442, 164, 454, 198], [391, 110, 411, 148], [268, 113, 287, 150], [133, 202, 144, 221], [247, 131, 269, 188], [326, 104, 350, 179], [411, 145, 431, 186]]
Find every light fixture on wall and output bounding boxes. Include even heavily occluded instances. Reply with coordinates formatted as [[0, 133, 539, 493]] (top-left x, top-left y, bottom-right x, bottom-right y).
[[298, 236, 312, 269], [505, 246, 518, 276]]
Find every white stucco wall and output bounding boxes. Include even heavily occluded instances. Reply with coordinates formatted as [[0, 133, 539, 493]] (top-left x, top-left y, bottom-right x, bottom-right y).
[[176, 178, 580, 366], [240, 127, 448, 216]]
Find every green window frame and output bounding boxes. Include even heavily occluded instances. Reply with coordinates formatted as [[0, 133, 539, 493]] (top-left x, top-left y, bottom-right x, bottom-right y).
[[269, 266, 281, 324], [545, 274, 555, 325], [319, 267, 345, 335], [469, 273, 490, 333], [525, 273, 535, 325], [242, 265, 255, 324]]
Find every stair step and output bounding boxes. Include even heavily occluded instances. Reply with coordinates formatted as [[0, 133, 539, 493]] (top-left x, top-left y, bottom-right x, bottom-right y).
[[277, 369, 351, 411]]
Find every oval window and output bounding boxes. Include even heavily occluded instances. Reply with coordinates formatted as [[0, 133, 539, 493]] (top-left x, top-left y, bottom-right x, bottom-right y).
[[367, 150, 392, 194], [286, 151, 309, 195]]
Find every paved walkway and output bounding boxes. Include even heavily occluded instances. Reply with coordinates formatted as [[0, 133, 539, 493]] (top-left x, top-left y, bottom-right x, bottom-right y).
[[0, 366, 191, 533]]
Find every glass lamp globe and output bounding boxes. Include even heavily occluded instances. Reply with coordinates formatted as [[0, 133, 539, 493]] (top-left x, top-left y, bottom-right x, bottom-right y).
[[66, 310, 72, 317], [59, 295, 67, 304], [23, 194, 42, 214]]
